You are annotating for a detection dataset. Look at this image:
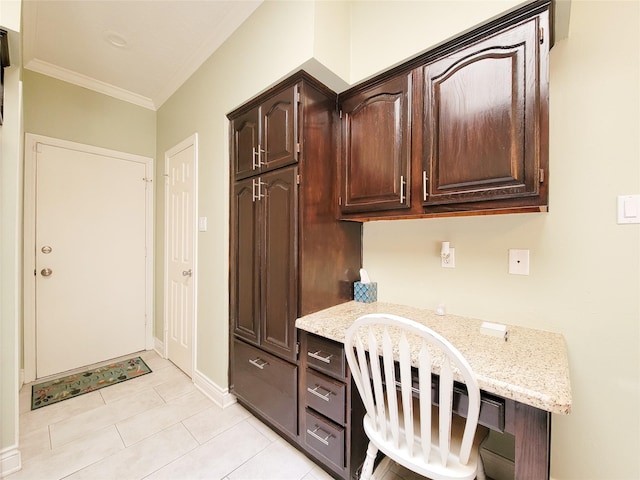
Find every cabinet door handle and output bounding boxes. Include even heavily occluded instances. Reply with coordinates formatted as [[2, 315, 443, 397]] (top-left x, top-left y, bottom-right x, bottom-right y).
[[252, 178, 259, 202], [252, 147, 259, 170], [400, 175, 406, 203], [307, 426, 334, 446], [252, 178, 265, 202], [308, 350, 333, 364], [248, 357, 269, 369], [252, 146, 266, 169], [307, 385, 333, 402], [423, 170, 429, 200]]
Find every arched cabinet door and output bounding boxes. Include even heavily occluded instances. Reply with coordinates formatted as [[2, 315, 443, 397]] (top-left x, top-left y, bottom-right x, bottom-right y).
[[422, 12, 547, 206], [339, 73, 412, 214]]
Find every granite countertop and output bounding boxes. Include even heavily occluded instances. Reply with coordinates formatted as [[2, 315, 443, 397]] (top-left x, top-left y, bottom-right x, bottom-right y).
[[296, 301, 572, 415]]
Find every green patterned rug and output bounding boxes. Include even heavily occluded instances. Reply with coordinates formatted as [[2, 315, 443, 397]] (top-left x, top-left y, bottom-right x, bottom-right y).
[[31, 356, 152, 410]]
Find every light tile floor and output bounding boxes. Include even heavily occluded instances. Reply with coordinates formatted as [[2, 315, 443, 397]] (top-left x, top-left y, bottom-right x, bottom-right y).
[[8, 350, 413, 480]]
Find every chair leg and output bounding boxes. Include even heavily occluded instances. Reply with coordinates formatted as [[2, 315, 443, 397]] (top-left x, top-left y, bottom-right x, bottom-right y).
[[476, 453, 487, 480], [360, 442, 378, 480]]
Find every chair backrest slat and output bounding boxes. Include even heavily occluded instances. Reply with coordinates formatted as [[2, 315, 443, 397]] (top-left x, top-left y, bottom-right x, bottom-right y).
[[418, 340, 432, 462], [382, 328, 400, 448], [367, 327, 387, 441], [398, 332, 414, 455], [439, 360, 454, 466]]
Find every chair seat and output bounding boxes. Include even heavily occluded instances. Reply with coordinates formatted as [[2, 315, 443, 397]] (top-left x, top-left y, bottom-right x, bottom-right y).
[[363, 398, 489, 480]]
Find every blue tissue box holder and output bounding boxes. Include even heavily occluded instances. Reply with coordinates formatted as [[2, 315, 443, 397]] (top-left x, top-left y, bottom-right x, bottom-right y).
[[354, 282, 377, 303]]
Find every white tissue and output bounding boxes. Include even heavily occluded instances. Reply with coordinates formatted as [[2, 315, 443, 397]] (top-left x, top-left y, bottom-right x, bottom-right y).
[[359, 268, 371, 284], [480, 321, 509, 340]]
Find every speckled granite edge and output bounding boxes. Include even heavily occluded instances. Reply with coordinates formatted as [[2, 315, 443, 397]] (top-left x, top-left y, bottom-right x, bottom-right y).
[[296, 301, 572, 415]]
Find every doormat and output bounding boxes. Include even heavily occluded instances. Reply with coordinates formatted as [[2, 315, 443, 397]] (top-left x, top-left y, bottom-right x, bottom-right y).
[[31, 357, 152, 410]]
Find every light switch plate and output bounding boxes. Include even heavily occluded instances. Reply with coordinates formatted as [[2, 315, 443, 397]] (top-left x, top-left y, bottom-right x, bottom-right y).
[[199, 216, 208, 232], [509, 249, 530, 275], [617, 195, 640, 224]]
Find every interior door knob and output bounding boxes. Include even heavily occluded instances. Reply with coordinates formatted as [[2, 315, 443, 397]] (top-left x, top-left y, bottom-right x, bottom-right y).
[[41, 268, 53, 277], [182, 269, 192, 277]]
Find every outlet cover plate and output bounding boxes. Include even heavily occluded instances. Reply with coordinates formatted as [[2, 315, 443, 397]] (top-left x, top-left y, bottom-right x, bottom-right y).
[[441, 248, 455, 268], [508, 249, 530, 275]]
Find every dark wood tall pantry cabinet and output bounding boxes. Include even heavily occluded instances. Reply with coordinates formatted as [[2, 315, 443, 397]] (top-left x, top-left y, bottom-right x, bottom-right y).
[[228, 71, 362, 444]]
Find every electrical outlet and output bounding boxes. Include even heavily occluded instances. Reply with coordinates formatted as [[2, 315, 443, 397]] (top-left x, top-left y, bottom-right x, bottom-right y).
[[441, 248, 455, 268], [508, 249, 530, 275]]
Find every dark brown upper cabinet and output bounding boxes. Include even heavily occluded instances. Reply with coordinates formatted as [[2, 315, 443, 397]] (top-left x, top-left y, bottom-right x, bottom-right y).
[[339, 73, 412, 213], [231, 84, 298, 181], [422, 11, 547, 207], [338, 0, 551, 221]]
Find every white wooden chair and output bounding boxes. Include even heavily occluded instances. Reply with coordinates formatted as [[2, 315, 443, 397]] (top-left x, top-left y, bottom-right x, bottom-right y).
[[345, 313, 488, 480]]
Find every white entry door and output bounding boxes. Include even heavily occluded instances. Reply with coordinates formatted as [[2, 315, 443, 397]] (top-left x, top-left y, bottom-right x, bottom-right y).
[[165, 134, 197, 377], [34, 141, 150, 378]]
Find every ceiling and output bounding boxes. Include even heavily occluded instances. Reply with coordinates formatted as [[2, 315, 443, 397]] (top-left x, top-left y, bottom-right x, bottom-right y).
[[22, 0, 263, 110]]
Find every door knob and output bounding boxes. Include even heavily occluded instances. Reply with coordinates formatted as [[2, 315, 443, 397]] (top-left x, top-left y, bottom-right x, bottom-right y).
[[182, 269, 192, 277], [41, 268, 53, 277]]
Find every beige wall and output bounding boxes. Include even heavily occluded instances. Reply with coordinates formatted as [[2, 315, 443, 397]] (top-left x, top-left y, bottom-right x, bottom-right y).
[[1, 2, 21, 473], [22, 70, 156, 158], [11, 0, 639, 478], [157, 0, 639, 478], [357, 1, 640, 478], [1, 61, 22, 475]]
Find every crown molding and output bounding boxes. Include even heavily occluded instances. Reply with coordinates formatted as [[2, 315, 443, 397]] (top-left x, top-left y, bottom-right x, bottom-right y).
[[24, 58, 157, 111]]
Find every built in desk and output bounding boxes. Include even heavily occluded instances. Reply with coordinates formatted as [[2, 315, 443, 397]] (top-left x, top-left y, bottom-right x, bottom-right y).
[[296, 301, 572, 479]]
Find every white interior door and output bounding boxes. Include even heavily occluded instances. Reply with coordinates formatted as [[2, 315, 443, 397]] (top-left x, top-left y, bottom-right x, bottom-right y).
[[35, 142, 149, 378], [165, 135, 197, 377]]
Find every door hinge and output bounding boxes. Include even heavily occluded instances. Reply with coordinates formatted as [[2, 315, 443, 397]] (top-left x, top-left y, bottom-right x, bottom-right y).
[[296, 142, 301, 153], [296, 342, 300, 356], [296, 174, 301, 185], [296, 92, 301, 103], [339, 110, 343, 119], [539, 27, 544, 44], [539, 168, 545, 183], [338, 196, 342, 206], [35, 143, 42, 153]]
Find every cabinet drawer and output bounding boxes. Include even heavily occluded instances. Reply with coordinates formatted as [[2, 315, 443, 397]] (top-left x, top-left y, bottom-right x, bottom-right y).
[[304, 409, 345, 470], [232, 339, 297, 436], [305, 369, 346, 425], [306, 334, 345, 380]]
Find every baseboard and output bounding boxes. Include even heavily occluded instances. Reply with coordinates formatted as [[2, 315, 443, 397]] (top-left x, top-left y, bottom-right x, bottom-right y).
[[153, 338, 165, 358], [0, 446, 21, 477], [193, 369, 237, 409]]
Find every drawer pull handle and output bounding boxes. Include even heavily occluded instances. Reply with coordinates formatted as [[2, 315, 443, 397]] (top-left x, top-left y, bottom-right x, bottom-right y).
[[248, 358, 269, 370], [308, 350, 333, 364], [307, 426, 333, 446], [307, 385, 333, 402]]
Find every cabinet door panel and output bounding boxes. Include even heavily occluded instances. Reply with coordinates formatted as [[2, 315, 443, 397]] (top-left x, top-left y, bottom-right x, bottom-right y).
[[340, 74, 411, 213], [230, 178, 260, 344], [423, 18, 540, 205], [261, 167, 298, 361], [231, 108, 259, 180], [262, 85, 298, 172]]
